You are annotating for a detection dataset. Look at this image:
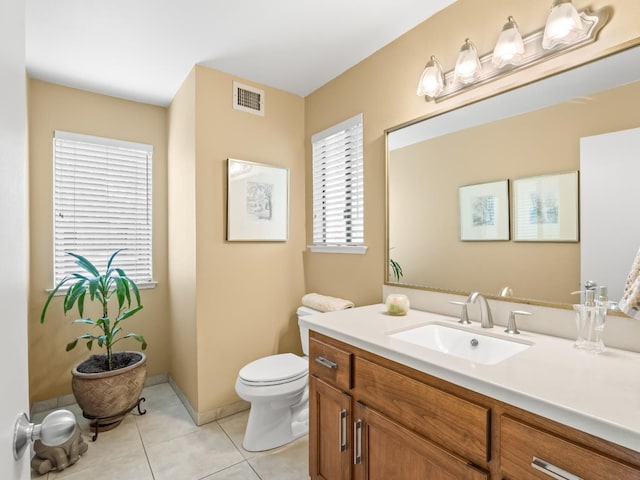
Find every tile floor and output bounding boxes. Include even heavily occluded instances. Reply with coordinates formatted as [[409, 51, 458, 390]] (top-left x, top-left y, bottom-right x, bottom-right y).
[[31, 383, 309, 480]]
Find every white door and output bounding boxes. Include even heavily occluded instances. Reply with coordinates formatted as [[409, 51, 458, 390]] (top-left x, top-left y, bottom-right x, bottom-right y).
[[580, 127, 640, 303], [0, 0, 30, 477]]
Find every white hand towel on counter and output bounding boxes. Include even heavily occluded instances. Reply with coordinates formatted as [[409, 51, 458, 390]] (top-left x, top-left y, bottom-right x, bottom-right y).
[[619, 247, 640, 320], [302, 293, 355, 312]]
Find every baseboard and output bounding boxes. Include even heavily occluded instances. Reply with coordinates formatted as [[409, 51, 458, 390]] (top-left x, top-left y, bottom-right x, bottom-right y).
[[30, 372, 169, 415], [168, 376, 249, 426], [30, 372, 248, 427]]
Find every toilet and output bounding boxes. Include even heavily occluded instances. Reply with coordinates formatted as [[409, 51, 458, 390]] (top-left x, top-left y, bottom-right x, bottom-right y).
[[235, 306, 318, 451]]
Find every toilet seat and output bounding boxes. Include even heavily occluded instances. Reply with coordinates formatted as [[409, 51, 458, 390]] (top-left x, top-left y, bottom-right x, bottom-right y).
[[238, 353, 308, 386]]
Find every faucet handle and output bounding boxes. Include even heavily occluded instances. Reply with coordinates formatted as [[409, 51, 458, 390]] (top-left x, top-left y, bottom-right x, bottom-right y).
[[449, 301, 471, 325], [505, 310, 532, 334]]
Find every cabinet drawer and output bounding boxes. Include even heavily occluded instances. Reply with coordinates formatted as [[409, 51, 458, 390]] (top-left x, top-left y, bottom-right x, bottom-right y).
[[309, 337, 352, 391], [501, 415, 640, 480], [354, 357, 490, 466]]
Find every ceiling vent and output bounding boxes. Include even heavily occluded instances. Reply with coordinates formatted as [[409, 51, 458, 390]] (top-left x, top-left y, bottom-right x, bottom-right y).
[[233, 81, 265, 116]]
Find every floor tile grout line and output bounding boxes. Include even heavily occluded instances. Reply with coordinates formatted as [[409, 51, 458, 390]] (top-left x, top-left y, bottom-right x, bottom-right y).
[[215, 417, 264, 479], [133, 411, 156, 480]]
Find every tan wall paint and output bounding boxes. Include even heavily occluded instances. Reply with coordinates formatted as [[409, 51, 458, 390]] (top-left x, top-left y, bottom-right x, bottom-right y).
[[390, 81, 640, 304], [167, 69, 199, 408], [169, 66, 306, 415], [304, 0, 640, 308], [27, 79, 169, 403]]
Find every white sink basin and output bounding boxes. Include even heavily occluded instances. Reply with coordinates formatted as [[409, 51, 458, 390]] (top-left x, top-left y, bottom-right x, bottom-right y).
[[389, 322, 532, 365]]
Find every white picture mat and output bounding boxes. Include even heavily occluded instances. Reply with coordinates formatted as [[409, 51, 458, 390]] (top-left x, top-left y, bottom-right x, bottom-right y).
[[513, 171, 578, 242], [227, 158, 289, 241], [459, 180, 510, 241]]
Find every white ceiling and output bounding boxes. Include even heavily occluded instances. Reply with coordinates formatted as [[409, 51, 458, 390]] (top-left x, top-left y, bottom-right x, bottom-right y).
[[25, 0, 457, 106]]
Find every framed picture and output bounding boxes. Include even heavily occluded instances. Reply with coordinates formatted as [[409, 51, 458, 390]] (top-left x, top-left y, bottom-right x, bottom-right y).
[[512, 171, 579, 242], [458, 180, 510, 241], [227, 158, 289, 241]]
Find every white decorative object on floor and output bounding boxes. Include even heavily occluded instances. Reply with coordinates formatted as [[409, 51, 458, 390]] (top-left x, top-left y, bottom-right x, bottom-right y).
[[235, 306, 319, 451]]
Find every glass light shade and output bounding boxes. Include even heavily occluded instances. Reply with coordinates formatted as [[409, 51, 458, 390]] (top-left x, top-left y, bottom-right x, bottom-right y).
[[454, 39, 481, 85], [492, 17, 525, 68], [416, 56, 445, 98], [542, 0, 584, 49]]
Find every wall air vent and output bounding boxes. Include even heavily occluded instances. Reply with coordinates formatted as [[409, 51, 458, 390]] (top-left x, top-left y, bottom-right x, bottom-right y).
[[233, 81, 265, 116]]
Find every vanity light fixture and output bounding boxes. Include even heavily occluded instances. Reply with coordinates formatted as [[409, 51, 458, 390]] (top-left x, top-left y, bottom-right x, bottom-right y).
[[416, 56, 445, 98], [417, 2, 610, 102], [492, 17, 525, 68], [454, 39, 482, 84]]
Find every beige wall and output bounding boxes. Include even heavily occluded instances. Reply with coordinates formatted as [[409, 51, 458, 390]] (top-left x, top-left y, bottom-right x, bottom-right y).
[[167, 69, 199, 409], [304, 0, 640, 309], [27, 80, 170, 403], [168, 66, 306, 418]]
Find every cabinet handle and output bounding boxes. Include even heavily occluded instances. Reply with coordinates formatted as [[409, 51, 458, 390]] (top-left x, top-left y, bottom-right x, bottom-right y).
[[339, 409, 347, 452], [353, 419, 362, 465], [531, 456, 583, 480], [315, 356, 337, 369]]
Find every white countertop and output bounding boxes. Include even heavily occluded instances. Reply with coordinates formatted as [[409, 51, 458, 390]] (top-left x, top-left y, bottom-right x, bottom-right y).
[[300, 304, 640, 453]]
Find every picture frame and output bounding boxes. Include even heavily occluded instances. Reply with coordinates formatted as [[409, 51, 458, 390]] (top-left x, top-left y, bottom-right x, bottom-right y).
[[458, 180, 510, 241], [227, 158, 289, 241], [512, 171, 579, 242]]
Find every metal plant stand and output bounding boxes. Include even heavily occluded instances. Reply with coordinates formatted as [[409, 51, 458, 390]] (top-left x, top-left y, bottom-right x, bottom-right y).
[[84, 397, 147, 441]]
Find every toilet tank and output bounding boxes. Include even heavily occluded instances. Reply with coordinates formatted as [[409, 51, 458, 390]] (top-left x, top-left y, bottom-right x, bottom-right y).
[[297, 306, 321, 356]]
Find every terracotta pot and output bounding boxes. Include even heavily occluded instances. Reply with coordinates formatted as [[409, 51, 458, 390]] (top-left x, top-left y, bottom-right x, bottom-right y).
[[71, 351, 146, 432]]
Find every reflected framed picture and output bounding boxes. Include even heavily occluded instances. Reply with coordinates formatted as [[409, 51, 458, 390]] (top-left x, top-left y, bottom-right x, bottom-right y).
[[458, 180, 510, 241], [512, 171, 579, 242], [227, 158, 289, 241]]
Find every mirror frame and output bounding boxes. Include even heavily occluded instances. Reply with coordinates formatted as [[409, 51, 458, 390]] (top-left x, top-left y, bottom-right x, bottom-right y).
[[385, 40, 640, 313]]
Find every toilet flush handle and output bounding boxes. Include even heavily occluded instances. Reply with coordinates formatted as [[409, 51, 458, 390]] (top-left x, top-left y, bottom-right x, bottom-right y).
[[315, 356, 337, 369]]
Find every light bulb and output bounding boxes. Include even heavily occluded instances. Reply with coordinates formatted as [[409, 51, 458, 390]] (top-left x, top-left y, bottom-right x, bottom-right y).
[[492, 17, 525, 68], [416, 56, 445, 98], [454, 39, 481, 85], [543, 0, 584, 49]]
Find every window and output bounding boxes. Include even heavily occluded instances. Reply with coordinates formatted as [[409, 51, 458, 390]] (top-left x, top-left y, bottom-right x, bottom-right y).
[[53, 131, 153, 286], [311, 113, 366, 254]]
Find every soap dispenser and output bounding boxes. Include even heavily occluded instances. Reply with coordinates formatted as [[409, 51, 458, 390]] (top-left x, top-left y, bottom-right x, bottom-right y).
[[573, 287, 607, 353]]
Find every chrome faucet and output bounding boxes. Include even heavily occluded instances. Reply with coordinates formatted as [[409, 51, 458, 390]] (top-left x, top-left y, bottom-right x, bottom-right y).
[[467, 292, 493, 328]]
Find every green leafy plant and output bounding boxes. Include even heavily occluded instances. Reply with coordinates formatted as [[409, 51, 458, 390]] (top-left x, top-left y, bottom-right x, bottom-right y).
[[40, 249, 147, 371], [390, 258, 404, 282]]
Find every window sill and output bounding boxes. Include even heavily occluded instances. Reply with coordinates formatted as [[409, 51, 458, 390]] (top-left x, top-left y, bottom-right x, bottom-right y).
[[47, 281, 158, 295], [308, 245, 368, 254]]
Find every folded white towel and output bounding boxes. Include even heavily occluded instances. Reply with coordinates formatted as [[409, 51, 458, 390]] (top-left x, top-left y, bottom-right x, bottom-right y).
[[619, 247, 640, 320], [301, 293, 354, 313]]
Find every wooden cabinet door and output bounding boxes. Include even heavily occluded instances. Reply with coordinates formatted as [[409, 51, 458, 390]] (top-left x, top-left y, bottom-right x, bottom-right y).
[[309, 375, 352, 480], [353, 402, 489, 480]]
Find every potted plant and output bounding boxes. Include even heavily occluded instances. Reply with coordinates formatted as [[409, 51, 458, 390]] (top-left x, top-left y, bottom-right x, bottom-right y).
[[40, 249, 148, 435]]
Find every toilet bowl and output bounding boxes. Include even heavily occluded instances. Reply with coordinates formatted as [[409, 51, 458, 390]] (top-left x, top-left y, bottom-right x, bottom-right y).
[[235, 306, 318, 451]]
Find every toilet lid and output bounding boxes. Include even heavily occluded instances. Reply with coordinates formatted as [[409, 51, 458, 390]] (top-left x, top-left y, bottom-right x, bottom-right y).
[[239, 353, 308, 385]]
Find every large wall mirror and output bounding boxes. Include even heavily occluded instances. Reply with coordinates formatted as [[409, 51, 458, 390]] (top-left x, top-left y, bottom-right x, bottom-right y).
[[387, 44, 640, 310]]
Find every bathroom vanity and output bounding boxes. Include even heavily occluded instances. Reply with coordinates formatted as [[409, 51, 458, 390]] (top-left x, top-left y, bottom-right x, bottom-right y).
[[302, 305, 640, 479]]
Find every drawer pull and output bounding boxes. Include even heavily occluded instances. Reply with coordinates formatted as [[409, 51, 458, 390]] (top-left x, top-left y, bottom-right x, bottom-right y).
[[339, 409, 347, 452], [532, 456, 583, 480], [354, 419, 362, 464], [315, 356, 338, 369]]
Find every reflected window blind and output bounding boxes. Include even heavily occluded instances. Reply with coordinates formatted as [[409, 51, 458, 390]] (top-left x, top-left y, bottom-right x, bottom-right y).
[[311, 114, 364, 247], [53, 131, 153, 285]]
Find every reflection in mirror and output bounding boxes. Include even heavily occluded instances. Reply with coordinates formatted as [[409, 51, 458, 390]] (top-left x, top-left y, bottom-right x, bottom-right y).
[[387, 45, 640, 308]]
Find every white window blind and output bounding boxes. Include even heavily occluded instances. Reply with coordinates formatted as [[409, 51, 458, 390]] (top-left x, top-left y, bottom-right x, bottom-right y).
[[53, 131, 153, 285], [311, 114, 365, 253]]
